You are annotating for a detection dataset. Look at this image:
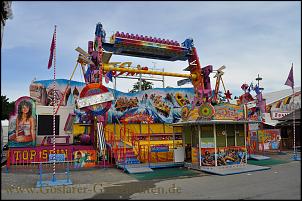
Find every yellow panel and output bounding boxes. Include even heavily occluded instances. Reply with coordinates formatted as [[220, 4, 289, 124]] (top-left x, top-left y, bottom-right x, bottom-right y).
[[140, 124, 149, 134], [164, 124, 174, 133], [73, 124, 91, 136], [137, 140, 182, 146], [173, 126, 183, 133], [127, 124, 141, 134]]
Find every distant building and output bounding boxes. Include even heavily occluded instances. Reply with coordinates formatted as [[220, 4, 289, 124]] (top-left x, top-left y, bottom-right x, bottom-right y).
[[261, 87, 301, 149]]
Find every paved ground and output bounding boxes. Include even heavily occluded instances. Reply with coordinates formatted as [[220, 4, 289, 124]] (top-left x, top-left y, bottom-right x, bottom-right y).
[[129, 161, 301, 200], [1, 151, 301, 200]]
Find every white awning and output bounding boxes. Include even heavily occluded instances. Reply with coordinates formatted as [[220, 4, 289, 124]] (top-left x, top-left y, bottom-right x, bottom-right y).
[[262, 113, 279, 126]]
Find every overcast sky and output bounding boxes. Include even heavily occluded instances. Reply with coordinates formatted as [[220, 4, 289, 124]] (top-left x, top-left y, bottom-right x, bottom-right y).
[[1, 1, 301, 101]]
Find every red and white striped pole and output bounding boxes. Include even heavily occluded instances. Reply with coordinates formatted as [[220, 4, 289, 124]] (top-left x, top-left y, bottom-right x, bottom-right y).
[[52, 25, 57, 182]]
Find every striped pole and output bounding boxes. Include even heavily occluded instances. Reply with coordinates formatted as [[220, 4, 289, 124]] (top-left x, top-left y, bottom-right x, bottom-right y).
[[292, 87, 296, 158], [52, 25, 57, 182]]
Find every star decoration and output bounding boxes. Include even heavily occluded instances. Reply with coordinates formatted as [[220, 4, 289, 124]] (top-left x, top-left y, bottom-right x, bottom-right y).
[[225, 90, 232, 100]]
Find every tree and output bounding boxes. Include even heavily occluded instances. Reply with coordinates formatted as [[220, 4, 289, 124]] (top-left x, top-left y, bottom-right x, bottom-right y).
[[1, 95, 15, 120], [130, 79, 153, 93]]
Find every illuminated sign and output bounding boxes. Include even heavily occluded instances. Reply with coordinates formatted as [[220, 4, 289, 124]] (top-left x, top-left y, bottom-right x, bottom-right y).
[[77, 92, 114, 109]]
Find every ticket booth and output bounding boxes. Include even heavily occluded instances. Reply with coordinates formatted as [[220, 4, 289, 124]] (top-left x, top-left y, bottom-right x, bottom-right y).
[[173, 120, 259, 170]]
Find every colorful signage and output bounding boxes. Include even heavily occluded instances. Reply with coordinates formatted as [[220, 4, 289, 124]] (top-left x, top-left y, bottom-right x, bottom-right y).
[[8, 146, 95, 165], [9, 146, 72, 164], [213, 103, 244, 121]]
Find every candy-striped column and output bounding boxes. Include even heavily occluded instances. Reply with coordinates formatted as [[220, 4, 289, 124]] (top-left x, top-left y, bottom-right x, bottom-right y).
[[52, 25, 57, 182]]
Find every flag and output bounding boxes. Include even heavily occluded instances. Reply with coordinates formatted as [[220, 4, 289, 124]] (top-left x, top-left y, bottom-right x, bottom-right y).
[[85, 65, 91, 82], [248, 82, 254, 92], [285, 64, 294, 89], [254, 84, 260, 95], [105, 71, 113, 83], [48, 29, 56, 69]]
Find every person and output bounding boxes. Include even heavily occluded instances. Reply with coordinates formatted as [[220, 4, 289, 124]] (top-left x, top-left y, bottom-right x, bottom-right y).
[[15, 100, 35, 143]]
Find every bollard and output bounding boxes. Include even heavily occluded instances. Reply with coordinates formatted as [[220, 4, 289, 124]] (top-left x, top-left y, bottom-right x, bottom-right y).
[[66, 161, 70, 183], [39, 162, 43, 187]]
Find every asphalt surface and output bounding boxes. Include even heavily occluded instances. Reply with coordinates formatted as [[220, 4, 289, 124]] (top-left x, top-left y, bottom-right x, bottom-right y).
[[1, 151, 301, 200]]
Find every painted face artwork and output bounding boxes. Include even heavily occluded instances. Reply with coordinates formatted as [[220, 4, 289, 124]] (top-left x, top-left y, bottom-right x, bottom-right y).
[[22, 105, 30, 114]]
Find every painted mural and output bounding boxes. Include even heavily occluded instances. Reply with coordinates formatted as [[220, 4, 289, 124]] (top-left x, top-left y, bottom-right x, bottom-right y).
[[8, 96, 37, 147], [247, 131, 258, 154], [200, 148, 215, 166], [30, 79, 86, 106], [29, 79, 195, 124], [213, 103, 245, 121], [217, 146, 247, 165], [107, 87, 195, 123], [257, 129, 281, 151], [73, 150, 96, 168], [29, 79, 262, 124], [200, 146, 247, 166], [182, 103, 245, 121]]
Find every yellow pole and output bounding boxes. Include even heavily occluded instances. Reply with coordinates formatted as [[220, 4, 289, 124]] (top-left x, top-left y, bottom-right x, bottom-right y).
[[220, 78, 227, 93], [103, 64, 197, 80]]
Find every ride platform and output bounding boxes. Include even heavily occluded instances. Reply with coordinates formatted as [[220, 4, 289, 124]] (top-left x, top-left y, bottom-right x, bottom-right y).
[[185, 163, 270, 176], [117, 162, 184, 174], [249, 154, 271, 160]]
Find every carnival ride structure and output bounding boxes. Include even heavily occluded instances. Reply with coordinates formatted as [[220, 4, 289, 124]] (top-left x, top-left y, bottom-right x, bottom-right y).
[[67, 22, 239, 171], [6, 22, 270, 175]]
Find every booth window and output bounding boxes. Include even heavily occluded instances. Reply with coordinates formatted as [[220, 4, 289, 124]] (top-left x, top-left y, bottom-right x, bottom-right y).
[[201, 125, 213, 138], [37, 115, 60, 135], [200, 125, 214, 147], [226, 124, 235, 146], [216, 124, 226, 147], [191, 125, 199, 147], [235, 124, 245, 146]]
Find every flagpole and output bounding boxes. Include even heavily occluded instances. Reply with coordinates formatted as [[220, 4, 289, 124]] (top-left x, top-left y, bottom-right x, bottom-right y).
[[292, 84, 296, 158], [291, 63, 296, 160], [52, 25, 57, 182]]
